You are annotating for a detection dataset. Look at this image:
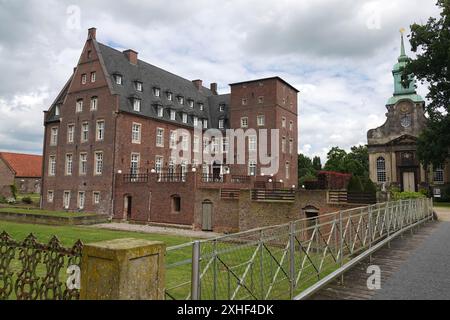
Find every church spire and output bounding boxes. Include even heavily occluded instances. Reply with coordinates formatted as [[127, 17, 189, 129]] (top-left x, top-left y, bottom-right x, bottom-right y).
[[398, 28, 408, 62]]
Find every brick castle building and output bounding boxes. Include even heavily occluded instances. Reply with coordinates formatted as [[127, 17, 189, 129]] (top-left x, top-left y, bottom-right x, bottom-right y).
[[0, 152, 42, 196], [41, 28, 299, 231]]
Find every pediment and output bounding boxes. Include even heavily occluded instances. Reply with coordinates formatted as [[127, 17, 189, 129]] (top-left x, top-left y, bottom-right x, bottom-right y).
[[386, 134, 418, 146]]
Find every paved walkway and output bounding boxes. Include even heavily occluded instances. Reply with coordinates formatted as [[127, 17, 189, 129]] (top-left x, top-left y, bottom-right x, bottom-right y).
[[91, 222, 222, 239], [373, 221, 450, 300], [435, 206, 450, 222]]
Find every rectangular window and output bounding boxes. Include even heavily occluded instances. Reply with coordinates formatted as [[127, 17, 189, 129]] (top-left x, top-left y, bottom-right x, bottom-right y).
[[241, 117, 248, 128], [50, 127, 58, 146], [135, 82, 143, 92], [242, 98, 247, 106], [199, 103, 204, 111], [257, 115, 265, 126], [81, 74, 87, 84], [203, 119, 208, 129], [258, 96, 264, 104], [167, 92, 173, 101], [219, 104, 225, 112], [182, 113, 188, 124], [157, 106, 164, 117], [289, 121, 294, 131], [218, 119, 224, 129], [222, 138, 229, 154], [78, 192, 85, 210], [170, 110, 176, 121], [65, 154, 73, 176], [96, 120, 105, 141], [170, 131, 177, 149], [93, 192, 100, 205], [156, 128, 164, 147], [79, 153, 88, 175], [76, 100, 83, 113], [282, 137, 286, 153], [95, 152, 103, 175], [285, 162, 290, 180], [155, 156, 163, 174], [193, 116, 199, 127], [289, 139, 294, 154], [115, 75, 122, 85], [249, 136, 257, 152], [130, 153, 140, 175], [133, 99, 141, 112], [47, 191, 54, 203], [90, 97, 98, 111], [178, 96, 184, 105], [248, 160, 257, 176], [132, 123, 141, 144], [282, 117, 287, 128], [48, 156, 56, 176], [193, 136, 200, 153], [90, 72, 96, 83], [81, 122, 89, 142], [188, 100, 194, 108], [434, 165, 445, 184], [181, 134, 189, 151], [63, 191, 71, 209], [153, 88, 160, 97]]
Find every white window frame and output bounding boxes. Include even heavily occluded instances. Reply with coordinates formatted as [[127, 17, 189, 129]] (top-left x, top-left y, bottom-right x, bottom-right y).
[[96, 120, 105, 141], [79, 153, 88, 176], [170, 110, 176, 121], [76, 100, 83, 113], [48, 156, 56, 176], [130, 153, 140, 175], [377, 157, 387, 183], [182, 113, 188, 124], [157, 106, 164, 117], [167, 92, 173, 101], [132, 123, 142, 144], [81, 74, 87, 85], [193, 116, 199, 127], [93, 192, 101, 205], [218, 119, 224, 129], [242, 98, 247, 106], [241, 117, 248, 128], [94, 151, 104, 176], [219, 105, 225, 112], [135, 82, 143, 92], [78, 192, 85, 210], [90, 72, 96, 83], [133, 99, 141, 112], [199, 103, 204, 111], [181, 134, 189, 152], [47, 191, 54, 203], [289, 121, 294, 131], [170, 131, 177, 149], [50, 127, 58, 146], [90, 97, 98, 111], [289, 139, 294, 154], [249, 136, 257, 152], [282, 117, 287, 128], [81, 122, 89, 143], [178, 96, 184, 105], [65, 154, 73, 176], [203, 119, 208, 129], [188, 100, 194, 108], [63, 191, 71, 209], [434, 165, 445, 184], [257, 115, 265, 127], [153, 87, 160, 97], [155, 156, 163, 174], [115, 75, 122, 85], [156, 128, 164, 147], [281, 137, 286, 154]]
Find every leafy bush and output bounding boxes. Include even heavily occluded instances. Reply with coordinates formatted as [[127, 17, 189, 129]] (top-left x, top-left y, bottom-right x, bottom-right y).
[[362, 179, 377, 194], [0, 195, 6, 204], [419, 187, 430, 198], [347, 176, 363, 192], [6, 197, 16, 204], [10, 184, 17, 200], [21, 197, 33, 205], [393, 192, 426, 200]]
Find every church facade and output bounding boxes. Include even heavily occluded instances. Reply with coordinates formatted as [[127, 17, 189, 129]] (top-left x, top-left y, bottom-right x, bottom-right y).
[[367, 34, 449, 196]]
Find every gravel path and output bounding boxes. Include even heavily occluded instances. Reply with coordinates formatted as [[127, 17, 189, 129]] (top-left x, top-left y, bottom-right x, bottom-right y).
[[373, 222, 450, 300], [435, 206, 450, 222], [91, 222, 222, 239]]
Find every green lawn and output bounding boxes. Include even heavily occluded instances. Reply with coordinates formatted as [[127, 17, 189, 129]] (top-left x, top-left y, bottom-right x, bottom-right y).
[[435, 202, 450, 208], [0, 207, 99, 218]]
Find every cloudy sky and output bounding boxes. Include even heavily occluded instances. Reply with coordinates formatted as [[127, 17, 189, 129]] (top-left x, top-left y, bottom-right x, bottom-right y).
[[0, 0, 441, 162]]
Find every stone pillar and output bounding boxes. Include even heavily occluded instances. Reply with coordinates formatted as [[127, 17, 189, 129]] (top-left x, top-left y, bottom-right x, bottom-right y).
[[80, 238, 165, 300]]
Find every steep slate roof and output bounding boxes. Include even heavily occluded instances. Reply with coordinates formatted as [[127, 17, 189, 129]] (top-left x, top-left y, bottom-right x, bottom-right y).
[[0, 152, 43, 178], [96, 42, 230, 129]]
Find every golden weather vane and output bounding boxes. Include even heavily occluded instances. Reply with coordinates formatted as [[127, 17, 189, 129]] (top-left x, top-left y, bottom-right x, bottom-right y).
[[400, 28, 406, 35]]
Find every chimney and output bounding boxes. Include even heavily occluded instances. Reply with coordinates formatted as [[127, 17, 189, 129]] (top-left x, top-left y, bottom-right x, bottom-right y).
[[123, 49, 138, 65], [192, 79, 203, 91], [210, 83, 218, 95], [88, 27, 97, 40]]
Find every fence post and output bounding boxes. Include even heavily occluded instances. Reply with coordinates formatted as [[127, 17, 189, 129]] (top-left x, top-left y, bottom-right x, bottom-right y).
[[338, 210, 344, 284], [191, 241, 201, 300], [289, 222, 296, 300], [368, 205, 373, 262], [80, 238, 165, 300]]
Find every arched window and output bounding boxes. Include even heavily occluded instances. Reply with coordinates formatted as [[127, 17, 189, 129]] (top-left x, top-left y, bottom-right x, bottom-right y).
[[377, 157, 387, 183], [434, 164, 444, 184]]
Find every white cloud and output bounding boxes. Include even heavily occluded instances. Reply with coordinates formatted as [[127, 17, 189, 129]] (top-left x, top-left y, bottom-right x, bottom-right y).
[[0, 0, 441, 157]]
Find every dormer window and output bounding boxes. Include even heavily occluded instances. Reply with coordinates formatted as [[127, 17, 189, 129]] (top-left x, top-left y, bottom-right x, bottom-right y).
[[188, 100, 194, 108], [153, 87, 160, 97], [219, 119, 224, 129], [170, 110, 176, 121], [178, 96, 184, 105], [203, 119, 208, 129], [193, 116, 199, 127], [114, 74, 123, 85], [135, 82, 143, 92], [182, 113, 188, 124], [157, 106, 164, 117], [81, 74, 87, 85], [219, 104, 225, 112], [133, 99, 141, 112], [167, 92, 173, 101], [55, 105, 60, 116], [199, 103, 204, 111]]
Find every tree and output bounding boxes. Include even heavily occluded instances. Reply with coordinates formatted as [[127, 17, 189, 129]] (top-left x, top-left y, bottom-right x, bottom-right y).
[[312, 156, 322, 171], [404, 0, 450, 166], [298, 154, 320, 185], [324, 147, 347, 172], [323, 146, 369, 178]]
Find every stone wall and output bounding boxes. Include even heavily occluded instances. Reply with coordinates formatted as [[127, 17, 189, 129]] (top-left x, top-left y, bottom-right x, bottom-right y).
[[0, 158, 14, 197]]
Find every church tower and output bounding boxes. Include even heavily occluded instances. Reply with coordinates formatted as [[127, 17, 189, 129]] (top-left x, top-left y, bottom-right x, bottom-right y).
[[367, 30, 427, 192]]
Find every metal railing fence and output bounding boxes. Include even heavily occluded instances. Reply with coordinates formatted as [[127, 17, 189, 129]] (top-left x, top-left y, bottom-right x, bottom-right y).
[[165, 198, 433, 300]]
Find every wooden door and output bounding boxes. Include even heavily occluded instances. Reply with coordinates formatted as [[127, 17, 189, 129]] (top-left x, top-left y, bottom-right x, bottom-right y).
[[403, 172, 415, 192], [202, 202, 213, 231]]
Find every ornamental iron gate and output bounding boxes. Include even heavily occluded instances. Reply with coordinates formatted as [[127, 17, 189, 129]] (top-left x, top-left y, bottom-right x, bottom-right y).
[[165, 198, 434, 300], [0, 232, 83, 300]]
